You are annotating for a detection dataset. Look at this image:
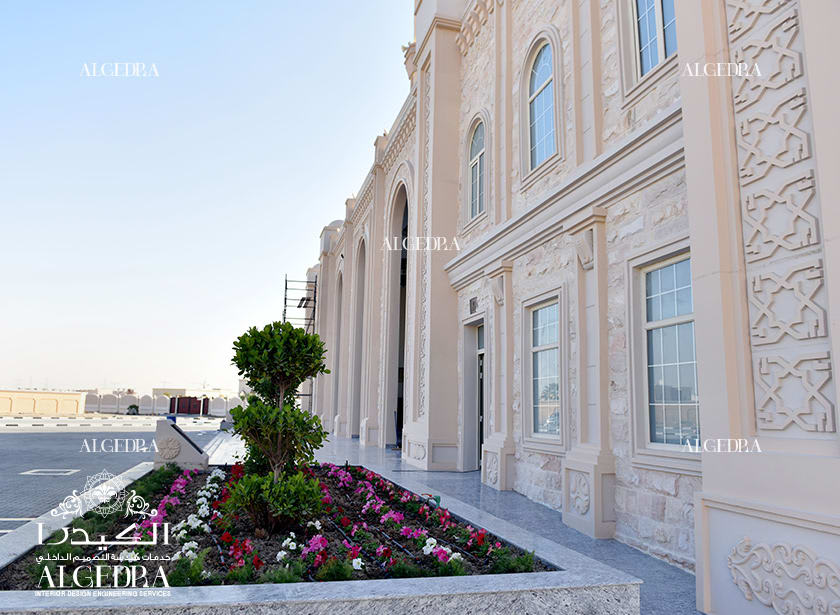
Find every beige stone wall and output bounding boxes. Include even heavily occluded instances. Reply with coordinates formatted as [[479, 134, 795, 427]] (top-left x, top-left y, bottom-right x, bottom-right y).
[[0, 390, 85, 416], [603, 170, 698, 569]]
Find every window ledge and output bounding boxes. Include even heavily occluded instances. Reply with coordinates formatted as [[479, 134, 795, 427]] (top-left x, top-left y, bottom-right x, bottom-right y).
[[519, 151, 561, 193], [461, 210, 488, 236], [630, 447, 701, 477], [621, 53, 680, 111], [523, 435, 566, 457]]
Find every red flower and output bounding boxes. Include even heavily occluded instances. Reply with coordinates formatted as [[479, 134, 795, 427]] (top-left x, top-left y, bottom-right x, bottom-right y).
[[340, 516, 351, 527], [221, 531, 233, 544], [253, 554, 264, 570], [231, 463, 244, 480]]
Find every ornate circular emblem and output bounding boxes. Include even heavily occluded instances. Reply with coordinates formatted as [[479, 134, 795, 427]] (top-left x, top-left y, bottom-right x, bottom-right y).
[[83, 470, 128, 517], [158, 437, 181, 460]]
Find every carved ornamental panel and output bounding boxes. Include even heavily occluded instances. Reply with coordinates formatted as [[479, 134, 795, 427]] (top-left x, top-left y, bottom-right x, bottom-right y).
[[726, 0, 836, 435]]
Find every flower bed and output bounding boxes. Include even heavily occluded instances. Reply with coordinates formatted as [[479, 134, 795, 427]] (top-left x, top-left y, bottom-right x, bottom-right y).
[[0, 462, 553, 590]]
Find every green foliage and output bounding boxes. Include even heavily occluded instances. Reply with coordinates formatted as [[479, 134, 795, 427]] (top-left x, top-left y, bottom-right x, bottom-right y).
[[258, 560, 305, 584], [434, 557, 467, 577], [224, 471, 322, 533], [225, 561, 256, 584], [389, 558, 428, 578], [168, 549, 213, 586], [267, 471, 323, 525], [489, 548, 535, 574], [229, 398, 327, 480], [232, 321, 329, 407], [315, 557, 354, 582]]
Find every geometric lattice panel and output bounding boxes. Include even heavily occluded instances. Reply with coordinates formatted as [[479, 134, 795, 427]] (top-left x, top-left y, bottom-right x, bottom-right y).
[[755, 352, 835, 432], [749, 258, 826, 344], [743, 171, 818, 262]]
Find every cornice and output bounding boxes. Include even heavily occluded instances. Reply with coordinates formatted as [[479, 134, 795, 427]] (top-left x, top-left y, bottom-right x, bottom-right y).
[[417, 16, 463, 59], [456, 0, 502, 56], [445, 103, 684, 290], [382, 96, 417, 173]]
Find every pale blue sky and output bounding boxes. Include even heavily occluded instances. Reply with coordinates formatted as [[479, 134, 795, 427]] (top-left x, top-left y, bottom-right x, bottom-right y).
[[0, 1, 413, 393]]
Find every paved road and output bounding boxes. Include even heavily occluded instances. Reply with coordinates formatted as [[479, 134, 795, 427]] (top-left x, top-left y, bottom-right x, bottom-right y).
[[0, 430, 218, 535]]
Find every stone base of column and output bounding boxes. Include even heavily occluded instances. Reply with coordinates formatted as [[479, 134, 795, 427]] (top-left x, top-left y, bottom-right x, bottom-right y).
[[562, 446, 616, 538], [401, 427, 460, 471], [481, 434, 516, 491], [332, 414, 347, 438], [359, 417, 379, 447]]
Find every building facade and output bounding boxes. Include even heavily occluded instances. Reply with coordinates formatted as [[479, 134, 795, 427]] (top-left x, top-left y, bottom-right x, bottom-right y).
[[310, 1, 840, 612]]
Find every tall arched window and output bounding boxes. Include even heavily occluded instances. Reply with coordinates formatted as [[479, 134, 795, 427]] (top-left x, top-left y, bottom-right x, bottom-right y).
[[528, 43, 556, 170], [469, 121, 485, 218]]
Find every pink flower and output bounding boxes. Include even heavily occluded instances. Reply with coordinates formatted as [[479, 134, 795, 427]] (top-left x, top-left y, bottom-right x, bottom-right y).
[[400, 526, 413, 537], [302, 534, 328, 556], [433, 547, 450, 563], [380, 510, 404, 525]]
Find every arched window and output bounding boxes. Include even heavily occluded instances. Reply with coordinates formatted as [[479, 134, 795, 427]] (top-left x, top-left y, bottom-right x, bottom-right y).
[[469, 121, 485, 218], [528, 43, 556, 170]]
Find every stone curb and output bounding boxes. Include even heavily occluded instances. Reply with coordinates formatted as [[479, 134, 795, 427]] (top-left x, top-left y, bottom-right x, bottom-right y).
[[0, 462, 154, 571]]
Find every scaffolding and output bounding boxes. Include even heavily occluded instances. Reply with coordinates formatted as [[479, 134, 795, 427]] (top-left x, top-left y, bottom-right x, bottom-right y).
[[283, 275, 318, 410]]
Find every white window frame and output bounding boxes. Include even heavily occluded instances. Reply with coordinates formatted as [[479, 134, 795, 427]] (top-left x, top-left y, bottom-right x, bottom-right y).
[[632, 0, 676, 78], [469, 122, 486, 220], [521, 288, 567, 455], [627, 238, 700, 475], [519, 30, 563, 191], [616, 0, 679, 110], [527, 42, 555, 172], [462, 112, 490, 232]]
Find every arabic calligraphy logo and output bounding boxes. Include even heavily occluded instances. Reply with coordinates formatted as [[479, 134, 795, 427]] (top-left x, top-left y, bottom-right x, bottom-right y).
[[50, 469, 156, 519]]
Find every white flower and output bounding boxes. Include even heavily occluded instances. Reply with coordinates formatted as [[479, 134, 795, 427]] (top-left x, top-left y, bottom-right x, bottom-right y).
[[117, 550, 139, 562], [281, 536, 298, 550], [201, 570, 211, 579], [183, 541, 199, 551], [289, 532, 295, 539], [450, 552, 462, 561], [352, 558, 364, 570], [422, 537, 438, 556], [288, 542, 297, 551], [307, 520, 322, 531], [276, 550, 288, 562]]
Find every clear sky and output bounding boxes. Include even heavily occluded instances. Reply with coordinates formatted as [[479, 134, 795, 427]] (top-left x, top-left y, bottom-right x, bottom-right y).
[[0, 1, 413, 393]]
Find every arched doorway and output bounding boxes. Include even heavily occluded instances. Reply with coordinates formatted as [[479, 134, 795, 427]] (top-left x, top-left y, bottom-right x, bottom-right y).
[[350, 240, 366, 437], [331, 273, 343, 429], [385, 185, 409, 447]]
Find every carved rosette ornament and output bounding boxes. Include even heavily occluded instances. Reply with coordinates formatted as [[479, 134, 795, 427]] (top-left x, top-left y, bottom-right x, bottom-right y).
[[569, 471, 590, 515], [158, 437, 182, 460], [728, 537, 840, 615]]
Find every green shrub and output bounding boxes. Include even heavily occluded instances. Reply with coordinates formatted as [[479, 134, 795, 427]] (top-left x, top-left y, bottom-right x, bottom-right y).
[[434, 557, 467, 577], [230, 399, 327, 481], [232, 321, 329, 408], [389, 558, 428, 578], [315, 557, 354, 582], [224, 471, 322, 533], [268, 471, 323, 524], [489, 548, 534, 574], [258, 560, 305, 584], [168, 548, 213, 586], [225, 561, 256, 584]]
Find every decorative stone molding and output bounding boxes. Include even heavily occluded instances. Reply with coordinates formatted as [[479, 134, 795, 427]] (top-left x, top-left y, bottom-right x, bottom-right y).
[[485, 451, 498, 485], [728, 537, 840, 615], [158, 437, 181, 460], [410, 441, 427, 461], [382, 99, 417, 174], [725, 0, 837, 436], [455, 0, 501, 56], [569, 471, 591, 516], [417, 65, 431, 419]]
